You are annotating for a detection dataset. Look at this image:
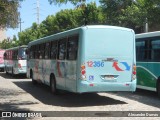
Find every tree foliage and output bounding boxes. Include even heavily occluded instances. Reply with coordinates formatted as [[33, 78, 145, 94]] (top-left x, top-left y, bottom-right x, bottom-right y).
[[1, 0, 160, 49], [1, 2, 103, 49], [48, 0, 86, 6], [0, 0, 22, 28], [100, 0, 160, 33]]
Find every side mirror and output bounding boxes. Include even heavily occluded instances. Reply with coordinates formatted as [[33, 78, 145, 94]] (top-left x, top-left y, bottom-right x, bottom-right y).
[[3, 53, 6, 58]]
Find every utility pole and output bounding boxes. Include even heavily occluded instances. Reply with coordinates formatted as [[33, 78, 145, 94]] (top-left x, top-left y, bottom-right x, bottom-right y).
[[145, 18, 148, 33], [36, 0, 40, 25], [18, 12, 24, 32], [19, 18, 24, 32]]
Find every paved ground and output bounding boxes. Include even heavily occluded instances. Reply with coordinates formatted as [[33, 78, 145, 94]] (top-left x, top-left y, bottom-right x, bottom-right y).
[[0, 72, 160, 120]]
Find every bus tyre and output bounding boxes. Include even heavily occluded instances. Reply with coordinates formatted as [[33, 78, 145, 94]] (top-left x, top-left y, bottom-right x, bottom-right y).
[[12, 68, 14, 76], [5, 67, 8, 74], [31, 71, 37, 85], [157, 80, 160, 98], [50, 75, 57, 94]]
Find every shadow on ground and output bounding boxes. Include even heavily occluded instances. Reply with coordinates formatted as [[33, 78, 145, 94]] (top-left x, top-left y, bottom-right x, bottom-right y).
[[0, 87, 40, 120], [110, 88, 160, 108], [13, 81, 127, 107], [0, 88, 38, 111], [0, 72, 27, 79]]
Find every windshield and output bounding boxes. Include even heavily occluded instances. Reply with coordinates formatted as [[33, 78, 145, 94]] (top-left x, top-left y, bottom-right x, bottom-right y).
[[18, 47, 27, 60]]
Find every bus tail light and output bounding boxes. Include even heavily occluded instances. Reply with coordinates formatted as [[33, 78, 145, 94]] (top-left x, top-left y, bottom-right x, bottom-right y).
[[132, 64, 136, 80], [81, 64, 86, 80], [18, 63, 22, 68]]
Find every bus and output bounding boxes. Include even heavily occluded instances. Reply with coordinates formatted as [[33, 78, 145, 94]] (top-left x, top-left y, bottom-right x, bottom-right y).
[[0, 49, 5, 72], [27, 25, 136, 94], [4, 45, 27, 76], [136, 31, 160, 97]]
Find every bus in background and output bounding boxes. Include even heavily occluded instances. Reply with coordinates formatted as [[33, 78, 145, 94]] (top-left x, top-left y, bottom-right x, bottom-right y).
[[27, 25, 136, 94], [136, 31, 160, 97], [4, 45, 27, 76], [0, 49, 5, 72]]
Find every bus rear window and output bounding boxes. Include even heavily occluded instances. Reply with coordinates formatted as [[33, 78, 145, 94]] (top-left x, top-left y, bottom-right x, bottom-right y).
[[18, 48, 27, 60]]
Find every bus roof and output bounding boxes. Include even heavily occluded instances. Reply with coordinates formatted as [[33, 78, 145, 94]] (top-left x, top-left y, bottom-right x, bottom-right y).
[[136, 31, 160, 39], [28, 25, 134, 46], [5, 45, 28, 51]]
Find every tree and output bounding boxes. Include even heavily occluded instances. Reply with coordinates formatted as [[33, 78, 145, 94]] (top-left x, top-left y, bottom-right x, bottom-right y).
[[48, 0, 86, 6], [0, 0, 23, 28], [83, 2, 105, 25], [100, 0, 160, 33], [18, 22, 44, 46], [0, 39, 12, 49], [100, 0, 133, 25], [4, 2, 104, 48]]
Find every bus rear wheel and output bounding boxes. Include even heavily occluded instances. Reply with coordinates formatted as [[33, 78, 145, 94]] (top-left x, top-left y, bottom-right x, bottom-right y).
[[31, 70, 37, 85], [157, 80, 160, 98], [5, 67, 8, 74], [50, 74, 57, 94], [12, 68, 14, 76]]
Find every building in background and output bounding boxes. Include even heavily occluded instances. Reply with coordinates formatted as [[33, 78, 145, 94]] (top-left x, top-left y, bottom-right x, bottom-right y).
[[0, 29, 7, 42]]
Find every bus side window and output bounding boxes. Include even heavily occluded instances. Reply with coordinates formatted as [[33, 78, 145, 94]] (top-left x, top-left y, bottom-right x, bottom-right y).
[[67, 35, 79, 60], [50, 41, 57, 59], [12, 50, 15, 60], [151, 40, 160, 61], [58, 38, 67, 60], [29, 47, 32, 59], [35, 45, 39, 59], [33, 46, 35, 59], [136, 40, 146, 61], [29, 46, 33, 59], [15, 50, 18, 60], [6, 51, 8, 60], [39, 44, 45, 59], [45, 42, 50, 59], [14, 50, 17, 60]]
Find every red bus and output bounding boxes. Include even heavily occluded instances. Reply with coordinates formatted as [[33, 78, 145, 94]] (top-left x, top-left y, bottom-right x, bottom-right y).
[[0, 49, 5, 72]]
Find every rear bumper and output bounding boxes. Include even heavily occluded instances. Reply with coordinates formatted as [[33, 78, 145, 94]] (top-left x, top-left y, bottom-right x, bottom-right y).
[[77, 80, 137, 93], [16, 67, 27, 74], [0, 64, 5, 71]]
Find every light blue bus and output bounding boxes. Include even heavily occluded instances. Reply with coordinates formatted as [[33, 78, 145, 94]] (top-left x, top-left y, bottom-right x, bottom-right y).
[[27, 25, 136, 94], [4, 45, 27, 76]]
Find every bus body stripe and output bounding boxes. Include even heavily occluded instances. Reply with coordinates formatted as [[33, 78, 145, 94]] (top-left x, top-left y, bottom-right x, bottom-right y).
[[137, 66, 157, 79], [137, 85, 156, 91]]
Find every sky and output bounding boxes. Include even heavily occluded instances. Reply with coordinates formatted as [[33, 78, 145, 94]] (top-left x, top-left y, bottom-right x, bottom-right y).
[[6, 0, 99, 39]]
